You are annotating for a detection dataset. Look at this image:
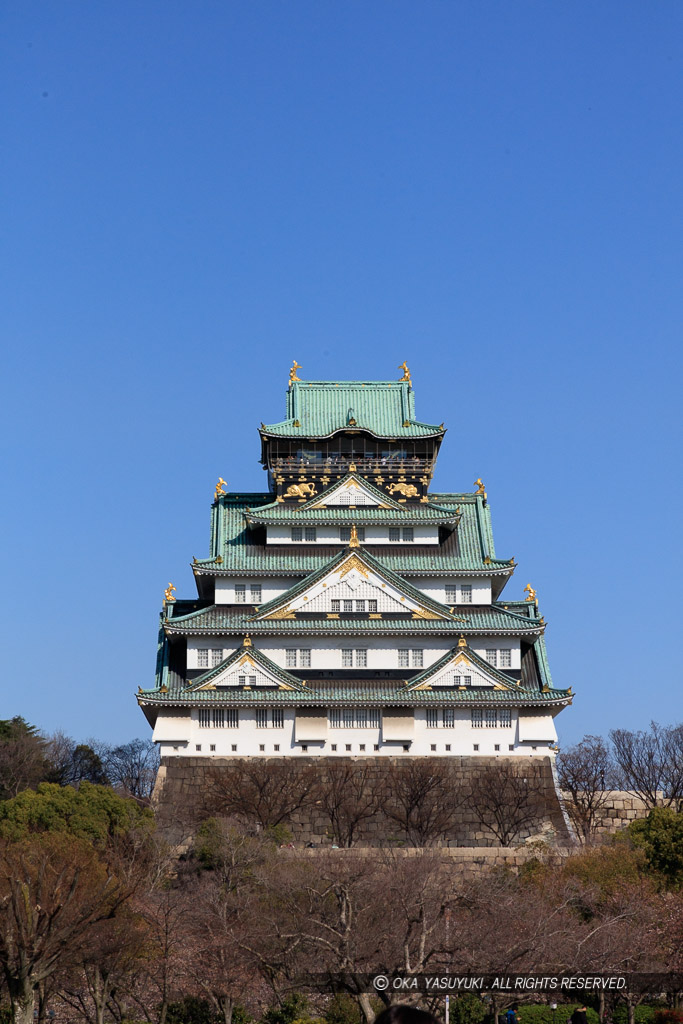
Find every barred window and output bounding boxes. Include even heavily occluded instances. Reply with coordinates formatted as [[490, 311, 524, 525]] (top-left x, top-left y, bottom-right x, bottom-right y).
[[329, 709, 379, 729], [471, 709, 483, 729], [340, 526, 365, 541], [356, 708, 367, 728], [343, 708, 355, 728], [304, 527, 317, 542], [411, 649, 423, 668], [446, 585, 458, 603], [500, 709, 512, 728], [256, 709, 268, 729], [426, 709, 439, 728], [329, 709, 342, 728], [443, 708, 455, 728], [342, 649, 366, 667], [272, 709, 284, 728], [197, 649, 209, 668], [485, 709, 498, 728], [211, 648, 222, 667], [285, 648, 297, 668], [291, 528, 303, 541], [355, 649, 367, 668], [355, 600, 365, 612], [235, 584, 246, 603], [226, 710, 238, 728], [342, 649, 353, 667], [368, 709, 380, 729], [398, 649, 410, 668], [331, 599, 340, 612], [402, 528, 414, 542], [299, 648, 311, 667], [461, 584, 472, 603], [199, 709, 211, 728], [500, 649, 512, 668], [343, 600, 353, 612], [368, 600, 378, 613], [464, 675, 472, 686], [454, 674, 461, 686], [238, 675, 256, 687], [486, 649, 498, 667], [389, 528, 400, 542], [250, 584, 262, 603], [212, 709, 225, 729]]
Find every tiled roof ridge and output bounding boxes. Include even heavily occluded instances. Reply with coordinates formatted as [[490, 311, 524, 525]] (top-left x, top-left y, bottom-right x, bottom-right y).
[[405, 643, 532, 692], [138, 684, 571, 706], [185, 642, 306, 693]]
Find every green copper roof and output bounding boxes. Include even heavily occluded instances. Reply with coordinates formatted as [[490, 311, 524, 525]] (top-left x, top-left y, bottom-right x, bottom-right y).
[[405, 644, 525, 691], [186, 642, 307, 693], [261, 380, 445, 440], [164, 604, 543, 636], [196, 493, 514, 584], [250, 545, 459, 622], [139, 682, 571, 707]]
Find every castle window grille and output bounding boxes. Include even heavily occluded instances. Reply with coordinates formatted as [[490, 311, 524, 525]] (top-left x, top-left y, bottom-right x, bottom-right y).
[[426, 709, 439, 729], [500, 709, 512, 727], [398, 649, 410, 668], [286, 649, 297, 668], [355, 600, 365, 612], [256, 709, 268, 729], [226, 710, 239, 728], [329, 709, 342, 728], [368, 599, 378, 612], [411, 649, 423, 668], [485, 649, 498, 667], [300, 648, 311, 667], [211, 648, 223, 667], [272, 709, 284, 728], [471, 709, 483, 729], [291, 528, 303, 541], [197, 649, 209, 668], [250, 584, 262, 603], [342, 649, 353, 668], [343, 600, 353, 612], [485, 709, 498, 728], [235, 584, 246, 603], [212, 710, 225, 729], [355, 649, 367, 667], [500, 649, 512, 668], [331, 600, 340, 612], [446, 585, 458, 603], [199, 709, 211, 728], [356, 708, 368, 728], [368, 709, 380, 728], [460, 585, 472, 603], [402, 528, 414, 542], [304, 527, 317, 542], [464, 675, 472, 686], [443, 708, 455, 728], [343, 709, 355, 728], [389, 528, 400, 542]]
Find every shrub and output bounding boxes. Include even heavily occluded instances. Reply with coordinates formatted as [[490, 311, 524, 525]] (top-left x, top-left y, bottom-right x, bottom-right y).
[[511, 1005, 599, 1024]]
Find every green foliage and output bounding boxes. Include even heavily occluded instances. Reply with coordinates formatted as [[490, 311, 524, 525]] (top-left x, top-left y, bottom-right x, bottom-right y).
[[324, 995, 363, 1024], [451, 994, 487, 1024], [261, 994, 312, 1024], [0, 781, 154, 847], [167, 996, 222, 1024], [0, 717, 39, 740], [512, 1006, 599, 1024], [629, 808, 683, 887], [264, 822, 293, 846], [611, 1006, 657, 1024], [557, 835, 645, 895]]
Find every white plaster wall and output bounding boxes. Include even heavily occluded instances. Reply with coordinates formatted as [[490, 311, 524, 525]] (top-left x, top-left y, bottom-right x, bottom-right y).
[[266, 524, 439, 545], [215, 577, 297, 605], [153, 707, 559, 757], [411, 577, 492, 605]]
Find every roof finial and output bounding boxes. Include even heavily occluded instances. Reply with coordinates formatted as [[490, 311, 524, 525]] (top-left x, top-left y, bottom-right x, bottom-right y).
[[349, 524, 360, 548], [457, 635, 467, 648], [289, 360, 302, 385], [243, 635, 252, 647], [214, 477, 227, 501], [164, 582, 176, 603], [474, 478, 486, 496], [524, 583, 538, 606], [398, 361, 411, 383]]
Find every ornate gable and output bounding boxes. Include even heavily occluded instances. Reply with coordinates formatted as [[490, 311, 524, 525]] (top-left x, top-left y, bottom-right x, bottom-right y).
[[406, 642, 519, 691], [190, 642, 303, 691]]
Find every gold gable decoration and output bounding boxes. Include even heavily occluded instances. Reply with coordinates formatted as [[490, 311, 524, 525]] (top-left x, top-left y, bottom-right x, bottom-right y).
[[339, 555, 370, 579], [411, 608, 444, 620]]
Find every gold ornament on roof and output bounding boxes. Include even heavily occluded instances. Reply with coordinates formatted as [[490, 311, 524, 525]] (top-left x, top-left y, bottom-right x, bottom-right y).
[[164, 583, 176, 603], [474, 478, 486, 496], [285, 482, 316, 498], [457, 635, 468, 648], [289, 360, 302, 384], [524, 583, 538, 604], [348, 524, 360, 548], [398, 361, 411, 382], [214, 477, 227, 500], [243, 635, 252, 647]]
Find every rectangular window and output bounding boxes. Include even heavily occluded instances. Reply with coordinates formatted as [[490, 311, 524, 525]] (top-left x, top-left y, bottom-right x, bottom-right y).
[[369, 710, 380, 728], [356, 708, 368, 729], [485, 709, 498, 728], [500, 709, 512, 728], [368, 599, 378, 613], [431, 744, 437, 752], [256, 709, 268, 729], [500, 648, 512, 668], [226, 710, 239, 728], [460, 584, 472, 603], [343, 600, 353, 612], [211, 648, 222, 667], [238, 675, 245, 686], [304, 527, 317, 542], [464, 675, 472, 686], [426, 709, 439, 729], [231, 744, 237, 752], [199, 709, 210, 728], [272, 709, 284, 728], [343, 709, 355, 729], [359, 743, 365, 752], [331, 600, 340, 612], [329, 709, 342, 728], [398, 649, 410, 668], [197, 649, 209, 668], [411, 649, 423, 668], [250, 584, 262, 603], [274, 744, 280, 752], [486, 649, 498, 667], [443, 708, 455, 728], [300, 648, 311, 668], [342, 649, 353, 667], [355, 600, 365, 612], [286, 649, 297, 668], [291, 527, 303, 541], [402, 528, 414, 542], [210, 744, 216, 752], [454, 675, 461, 687], [355, 649, 367, 667], [212, 709, 225, 729], [196, 744, 201, 751], [389, 527, 400, 542], [235, 584, 246, 603], [471, 709, 483, 729], [445, 585, 458, 604], [339, 527, 365, 541]]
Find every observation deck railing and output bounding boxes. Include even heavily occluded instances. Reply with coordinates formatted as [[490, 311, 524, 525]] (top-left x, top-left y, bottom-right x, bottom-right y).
[[269, 456, 432, 475]]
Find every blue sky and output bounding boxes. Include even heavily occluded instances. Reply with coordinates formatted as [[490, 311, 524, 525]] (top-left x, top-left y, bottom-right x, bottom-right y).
[[2, 1, 681, 746]]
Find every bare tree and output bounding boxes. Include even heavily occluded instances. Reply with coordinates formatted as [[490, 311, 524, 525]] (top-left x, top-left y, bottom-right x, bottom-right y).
[[101, 739, 160, 800], [44, 732, 110, 787], [210, 760, 318, 831], [610, 721, 683, 809], [466, 761, 543, 846], [0, 718, 47, 799], [381, 761, 461, 846], [556, 734, 618, 843], [316, 762, 382, 847]]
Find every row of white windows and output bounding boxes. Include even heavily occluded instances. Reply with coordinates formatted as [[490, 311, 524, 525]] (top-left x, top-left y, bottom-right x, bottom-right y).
[[193, 742, 521, 753], [231, 582, 478, 605], [290, 527, 415, 542], [198, 709, 513, 729], [330, 599, 378, 612], [234, 584, 262, 603], [198, 648, 514, 671]]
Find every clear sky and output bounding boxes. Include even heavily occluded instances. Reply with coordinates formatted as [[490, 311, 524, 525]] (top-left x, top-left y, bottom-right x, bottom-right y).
[[2, 1, 681, 747]]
